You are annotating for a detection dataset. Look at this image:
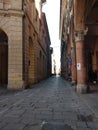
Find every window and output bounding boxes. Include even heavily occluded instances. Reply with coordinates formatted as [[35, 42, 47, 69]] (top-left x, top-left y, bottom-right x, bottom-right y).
[[40, 51, 42, 59], [35, 9, 38, 21]]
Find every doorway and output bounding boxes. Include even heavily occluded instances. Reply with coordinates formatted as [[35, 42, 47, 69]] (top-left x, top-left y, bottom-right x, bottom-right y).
[[96, 51, 98, 81], [0, 30, 8, 86]]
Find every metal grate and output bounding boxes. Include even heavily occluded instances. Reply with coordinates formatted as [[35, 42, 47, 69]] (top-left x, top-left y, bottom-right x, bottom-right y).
[[77, 114, 94, 122], [41, 122, 74, 130]]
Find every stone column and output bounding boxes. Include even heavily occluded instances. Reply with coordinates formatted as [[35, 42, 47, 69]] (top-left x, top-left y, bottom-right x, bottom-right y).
[[71, 47, 76, 85], [8, 16, 24, 90], [75, 30, 87, 93]]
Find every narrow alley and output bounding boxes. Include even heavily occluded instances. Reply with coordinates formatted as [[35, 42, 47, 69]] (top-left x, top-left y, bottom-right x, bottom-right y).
[[0, 76, 98, 130]]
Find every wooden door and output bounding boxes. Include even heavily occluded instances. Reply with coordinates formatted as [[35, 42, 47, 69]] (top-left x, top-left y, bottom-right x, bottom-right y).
[[0, 44, 8, 85]]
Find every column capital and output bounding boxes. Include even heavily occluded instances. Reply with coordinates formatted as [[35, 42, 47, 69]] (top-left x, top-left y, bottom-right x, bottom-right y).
[[74, 30, 87, 42]]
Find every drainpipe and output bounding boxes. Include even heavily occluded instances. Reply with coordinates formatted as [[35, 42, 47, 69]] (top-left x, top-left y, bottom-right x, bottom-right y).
[[22, 0, 25, 82]]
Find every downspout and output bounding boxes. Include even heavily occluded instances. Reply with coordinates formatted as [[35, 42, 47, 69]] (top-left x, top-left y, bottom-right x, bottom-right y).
[[22, 0, 25, 82]]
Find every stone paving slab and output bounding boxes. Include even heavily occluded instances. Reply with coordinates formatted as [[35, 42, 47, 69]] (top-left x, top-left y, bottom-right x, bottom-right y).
[[0, 76, 97, 130]]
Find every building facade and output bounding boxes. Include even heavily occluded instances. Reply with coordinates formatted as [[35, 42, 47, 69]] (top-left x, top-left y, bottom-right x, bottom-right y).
[[38, 12, 52, 81], [60, 0, 98, 93], [42, 13, 52, 78], [0, 0, 51, 89]]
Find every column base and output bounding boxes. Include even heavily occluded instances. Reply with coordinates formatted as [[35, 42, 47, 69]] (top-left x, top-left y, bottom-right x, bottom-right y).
[[76, 84, 87, 93], [71, 80, 76, 86], [7, 80, 25, 90]]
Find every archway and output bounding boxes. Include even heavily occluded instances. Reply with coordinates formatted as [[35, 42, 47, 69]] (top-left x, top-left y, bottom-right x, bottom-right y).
[[0, 29, 8, 86]]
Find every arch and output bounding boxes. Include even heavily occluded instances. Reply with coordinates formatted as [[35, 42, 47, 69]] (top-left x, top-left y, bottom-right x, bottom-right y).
[[0, 29, 8, 86], [0, 29, 8, 43]]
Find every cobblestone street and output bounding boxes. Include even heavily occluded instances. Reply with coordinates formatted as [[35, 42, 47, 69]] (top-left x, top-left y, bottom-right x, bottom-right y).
[[0, 76, 98, 130]]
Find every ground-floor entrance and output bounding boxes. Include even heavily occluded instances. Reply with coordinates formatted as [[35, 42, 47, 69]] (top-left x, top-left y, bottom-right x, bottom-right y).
[[0, 30, 8, 86]]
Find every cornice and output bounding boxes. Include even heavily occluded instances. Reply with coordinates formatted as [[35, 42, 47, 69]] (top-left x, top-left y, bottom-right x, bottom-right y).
[[0, 9, 24, 17]]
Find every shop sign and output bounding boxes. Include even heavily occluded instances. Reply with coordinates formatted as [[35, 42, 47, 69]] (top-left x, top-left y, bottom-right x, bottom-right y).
[[77, 63, 81, 70]]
